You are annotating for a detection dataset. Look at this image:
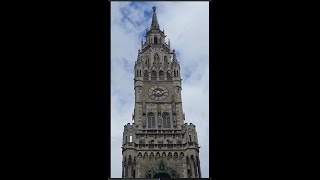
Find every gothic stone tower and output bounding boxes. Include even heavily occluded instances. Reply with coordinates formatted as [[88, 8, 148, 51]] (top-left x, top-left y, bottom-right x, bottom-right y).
[[121, 6, 201, 178]]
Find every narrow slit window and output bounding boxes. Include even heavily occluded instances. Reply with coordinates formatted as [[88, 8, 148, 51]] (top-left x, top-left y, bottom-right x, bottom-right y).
[[130, 135, 132, 142], [189, 135, 192, 142]]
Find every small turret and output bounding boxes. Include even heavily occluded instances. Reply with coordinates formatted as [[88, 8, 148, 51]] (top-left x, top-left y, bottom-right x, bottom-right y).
[[137, 49, 141, 63], [150, 6, 160, 30], [172, 49, 177, 62], [141, 39, 143, 50]]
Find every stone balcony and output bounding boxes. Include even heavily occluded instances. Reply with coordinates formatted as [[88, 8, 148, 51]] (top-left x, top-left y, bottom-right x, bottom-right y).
[[122, 141, 199, 151]]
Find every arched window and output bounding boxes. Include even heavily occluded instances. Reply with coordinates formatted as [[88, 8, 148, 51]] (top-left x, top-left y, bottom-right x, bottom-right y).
[[147, 112, 155, 128], [162, 112, 170, 128], [151, 70, 157, 81], [159, 70, 164, 80], [180, 152, 184, 157], [154, 36, 158, 44], [144, 70, 149, 80], [154, 53, 160, 65], [138, 152, 142, 157], [167, 71, 172, 81], [139, 70, 141, 76], [174, 71, 176, 77], [162, 152, 166, 156]]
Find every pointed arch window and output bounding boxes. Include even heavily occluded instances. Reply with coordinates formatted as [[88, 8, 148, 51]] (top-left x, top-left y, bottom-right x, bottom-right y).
[[162, 112, 171, 128], [164, 56, 168, 64], [151, 70, 157, 81], [167, 71, 172, 81], [154, 53, 160, 65], [154, 36, 158, 44], [147, 112, 155, 128], [159, 70, 164, 80], [144, 70, 149, 80]]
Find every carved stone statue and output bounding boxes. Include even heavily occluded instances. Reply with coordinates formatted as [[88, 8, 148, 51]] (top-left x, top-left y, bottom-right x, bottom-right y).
[[142, 116, 146, 127], [158, 115, 162, 127], [173, 115, 177, 127]]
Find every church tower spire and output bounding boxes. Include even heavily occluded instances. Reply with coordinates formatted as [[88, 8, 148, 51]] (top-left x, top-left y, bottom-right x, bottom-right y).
[[122, 7, 201, 178], [150, 6, 160, 30]]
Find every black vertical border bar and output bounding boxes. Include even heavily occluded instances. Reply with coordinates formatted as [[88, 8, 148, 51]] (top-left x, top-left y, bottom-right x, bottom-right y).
[[96, 0, 110, 179], [211, 0, 225, 179]]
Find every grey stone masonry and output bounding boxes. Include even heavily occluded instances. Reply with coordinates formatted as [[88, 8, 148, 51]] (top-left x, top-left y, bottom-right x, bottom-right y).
[[121, 6, 201, 178]]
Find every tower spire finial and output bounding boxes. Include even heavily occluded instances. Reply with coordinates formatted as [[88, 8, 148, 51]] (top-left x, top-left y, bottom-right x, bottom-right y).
[[150, 6, 160, 30], [172, 49, 177, 61]]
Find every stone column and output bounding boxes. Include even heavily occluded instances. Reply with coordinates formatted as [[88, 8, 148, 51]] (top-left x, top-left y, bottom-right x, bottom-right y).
[[190, 158, 195, 178], [157, 71, 159, 81], [197, 159, 202, 178], [127, 162, 132, 177], [125, 164, 128, 178], [193, 159, 198, 177], [122, 162, 124, 178]]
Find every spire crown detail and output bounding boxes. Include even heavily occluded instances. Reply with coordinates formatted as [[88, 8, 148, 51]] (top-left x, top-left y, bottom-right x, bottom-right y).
[[150, 6, 160, 30]]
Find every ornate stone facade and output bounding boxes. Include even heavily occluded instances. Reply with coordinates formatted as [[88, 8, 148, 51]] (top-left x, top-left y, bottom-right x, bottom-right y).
[[121, 6, 201, 178]]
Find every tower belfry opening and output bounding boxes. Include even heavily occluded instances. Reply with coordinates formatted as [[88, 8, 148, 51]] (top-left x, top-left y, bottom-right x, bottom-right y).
[[121, 6, 201, 178]]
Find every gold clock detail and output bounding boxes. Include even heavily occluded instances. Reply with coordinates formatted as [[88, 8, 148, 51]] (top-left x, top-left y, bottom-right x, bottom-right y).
[[148, 85, 169, 100]]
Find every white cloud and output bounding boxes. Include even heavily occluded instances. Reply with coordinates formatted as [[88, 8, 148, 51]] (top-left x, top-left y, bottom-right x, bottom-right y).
[[111, 1, 209, 178]]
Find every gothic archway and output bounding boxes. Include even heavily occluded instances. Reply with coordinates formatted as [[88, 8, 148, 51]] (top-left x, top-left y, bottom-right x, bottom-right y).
[[145, 158, 178, 178], [154, 172, 171, 178]]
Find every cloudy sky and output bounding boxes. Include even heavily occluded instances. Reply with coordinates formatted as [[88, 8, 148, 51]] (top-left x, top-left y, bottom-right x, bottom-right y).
[[111, 1, 209, 178]]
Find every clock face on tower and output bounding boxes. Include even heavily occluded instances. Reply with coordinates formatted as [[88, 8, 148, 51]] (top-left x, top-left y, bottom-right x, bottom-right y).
[[148, 85, 169, 100]]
